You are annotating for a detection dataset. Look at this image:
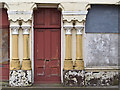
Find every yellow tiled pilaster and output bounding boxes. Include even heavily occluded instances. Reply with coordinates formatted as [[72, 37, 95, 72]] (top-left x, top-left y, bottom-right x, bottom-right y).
[[75, 25, 84, 70], [21, 25, 31, 70], [63, 25, 73, 70], [10, 25, 20, 70]]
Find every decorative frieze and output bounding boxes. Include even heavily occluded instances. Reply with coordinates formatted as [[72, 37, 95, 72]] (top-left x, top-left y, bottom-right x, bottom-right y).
[[5, 2, 36, 21], [60, 2, 89, 22]]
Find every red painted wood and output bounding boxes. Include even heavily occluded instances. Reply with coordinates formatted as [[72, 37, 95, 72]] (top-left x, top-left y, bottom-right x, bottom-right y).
[[34, 8, 61, 84], [34, 29, 61, 84], [0, 8, 9, 29], [0, 64, 9, 81], [34, 8, 61, 29], [0, 8, 9, 81]]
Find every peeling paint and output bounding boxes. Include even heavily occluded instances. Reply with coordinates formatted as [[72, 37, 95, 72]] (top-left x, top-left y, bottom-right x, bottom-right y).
[[63, 70, 85, 86], [85, 71, 119, 86], [63, 70, 119, 86]]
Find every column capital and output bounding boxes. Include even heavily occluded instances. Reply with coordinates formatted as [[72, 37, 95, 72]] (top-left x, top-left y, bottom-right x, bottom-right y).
[[10, 25, 20, 35], [64, 25, 73, 35], [21, 25, 31, 35], [75, 25, 84, 35]]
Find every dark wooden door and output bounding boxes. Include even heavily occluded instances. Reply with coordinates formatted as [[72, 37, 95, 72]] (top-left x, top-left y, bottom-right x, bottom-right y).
[[34, 8, 61, 84]]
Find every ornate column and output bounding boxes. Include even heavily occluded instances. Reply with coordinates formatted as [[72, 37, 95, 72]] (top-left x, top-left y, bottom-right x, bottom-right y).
[[75, 25, 84, 70], [6, 2, 35, 87], [21, 25, 31, 70], [10, 25, 20, 70], [63, 25, 73, 70]]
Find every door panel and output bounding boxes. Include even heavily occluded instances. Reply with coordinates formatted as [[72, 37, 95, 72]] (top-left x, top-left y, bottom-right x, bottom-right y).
[[45, 30, 51, 60], [34, 8, 61, 29], [51, 30, 60, 59], [36, 30, 45, 59], [34, 29, 61, 84]]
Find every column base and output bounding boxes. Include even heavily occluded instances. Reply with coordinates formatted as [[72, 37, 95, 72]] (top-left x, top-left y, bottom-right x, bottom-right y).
[[63, 60, 73, 70], [9, 70, 32, 87], [21, 60, 32, 70], [10, 60, 20, 70], [74, 60, 84, 70], [63, 70, 85, 86]]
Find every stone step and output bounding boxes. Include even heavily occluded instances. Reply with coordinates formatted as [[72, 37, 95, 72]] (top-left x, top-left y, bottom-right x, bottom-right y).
[[1, 84, 119, 90], [2, 86, 119, 90]]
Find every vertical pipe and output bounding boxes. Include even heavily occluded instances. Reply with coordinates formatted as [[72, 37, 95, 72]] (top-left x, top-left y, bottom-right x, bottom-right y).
[[61, 15, 63, 83], [32, 16, 34, 83]]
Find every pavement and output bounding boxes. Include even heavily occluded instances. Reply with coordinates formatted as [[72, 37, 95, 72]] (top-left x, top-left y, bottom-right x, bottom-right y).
[[0, 82, 119, 90], [2, 84, 120, 90]]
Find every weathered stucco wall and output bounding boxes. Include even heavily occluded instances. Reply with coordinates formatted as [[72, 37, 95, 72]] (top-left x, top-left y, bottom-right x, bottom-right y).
[[84, 34, 118, 67]]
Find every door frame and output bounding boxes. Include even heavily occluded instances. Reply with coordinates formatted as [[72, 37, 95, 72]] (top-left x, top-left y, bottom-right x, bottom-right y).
[[31, 7, 63, 83]]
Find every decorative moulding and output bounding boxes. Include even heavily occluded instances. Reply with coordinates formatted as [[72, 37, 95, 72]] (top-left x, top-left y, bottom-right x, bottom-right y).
[[75, 25, 84, 35], [58, 3, 64, 11], [60, 2, 89, 22], [37, 3, 59, 8], [64, 25, 73, 35], [5, 3, 36, 22], [63, 15, 87, 23], [21, 25, 31, 35], [8, 11, 33, 15], [85, 4, 91, 10], [7, 10, 33, 22], [3, 3, 9, 10], [10, 25, 20, 35], [62, 11, 88, 15]]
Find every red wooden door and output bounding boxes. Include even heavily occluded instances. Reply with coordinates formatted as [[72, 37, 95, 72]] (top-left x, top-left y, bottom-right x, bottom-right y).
[[34, 8, 61, 84], [0, 8, 9, 81]]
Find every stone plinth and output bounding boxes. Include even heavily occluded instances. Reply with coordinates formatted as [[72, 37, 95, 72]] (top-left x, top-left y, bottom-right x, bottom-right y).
[[63, 70, 85, 86], [9, 70, 32, 86], [85, 71, 119, 86]]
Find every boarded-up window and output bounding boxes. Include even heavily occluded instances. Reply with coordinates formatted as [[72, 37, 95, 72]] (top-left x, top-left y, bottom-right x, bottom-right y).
[[85, 5, 119, 33]]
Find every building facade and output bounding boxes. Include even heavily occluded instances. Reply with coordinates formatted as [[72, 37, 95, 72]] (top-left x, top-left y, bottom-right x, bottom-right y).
[[0, 0, 120, 87]]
